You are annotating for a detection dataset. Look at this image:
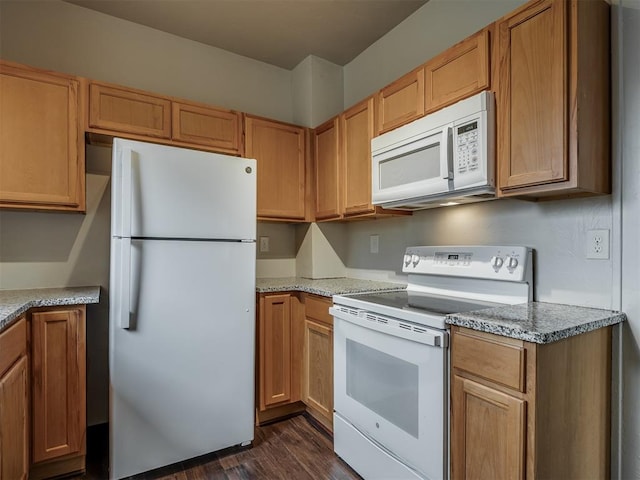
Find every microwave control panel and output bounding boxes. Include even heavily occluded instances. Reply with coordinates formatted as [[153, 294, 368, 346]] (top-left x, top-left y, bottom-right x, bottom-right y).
[[456, 121, 479, 175]]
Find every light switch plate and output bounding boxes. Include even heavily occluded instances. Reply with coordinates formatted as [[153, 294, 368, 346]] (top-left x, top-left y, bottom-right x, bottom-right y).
[[259, 236, 270, 253], [370, 234, 379, 254]]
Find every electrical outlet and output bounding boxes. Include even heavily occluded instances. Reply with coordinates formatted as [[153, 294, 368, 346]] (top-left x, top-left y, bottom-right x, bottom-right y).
[[370, 234, 379, 254], [587, 229, 609, 259], [259, 236, 270, 253]]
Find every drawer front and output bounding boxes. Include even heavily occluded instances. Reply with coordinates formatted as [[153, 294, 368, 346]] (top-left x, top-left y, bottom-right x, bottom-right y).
[[452, 328, 525, 392], [0, 316, 27, 376], [304, 295, 332, 326]]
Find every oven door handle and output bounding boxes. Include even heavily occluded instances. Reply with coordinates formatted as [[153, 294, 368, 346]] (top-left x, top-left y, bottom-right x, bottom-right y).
[[330, 306, 447, 348]]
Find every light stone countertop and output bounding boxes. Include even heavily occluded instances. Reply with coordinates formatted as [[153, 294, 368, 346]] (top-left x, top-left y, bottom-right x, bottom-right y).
[[256, 277, 405, 297], [445, 301, 626, 344], [0, 286, 101, 333]]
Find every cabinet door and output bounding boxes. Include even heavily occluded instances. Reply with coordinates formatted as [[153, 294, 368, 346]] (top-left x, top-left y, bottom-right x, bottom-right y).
[[497, 0, 567, 191], [245, 116, 306, 221], [314, 117, 341, 221], [0, 356, 28, 480], [259, 295, 292, 409], [0, 61, 84, 212], [31, 307, 86, 464], [171, 102, 241, 154], [425, 29, 490, 113], [89, 81, 171, 138], [303, 318, 333, 431], [341, 98, 375, 217], [375, 67, 425, 135], [451, 375, 525, 480]]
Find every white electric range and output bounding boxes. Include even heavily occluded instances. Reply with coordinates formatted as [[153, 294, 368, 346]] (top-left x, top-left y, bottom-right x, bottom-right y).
[[330, 245, 533, 480]]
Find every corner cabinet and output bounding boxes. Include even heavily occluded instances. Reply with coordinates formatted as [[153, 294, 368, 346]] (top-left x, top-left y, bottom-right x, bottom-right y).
[[0, 317, 29, 480], [245, 116, 308, 222], [29, 306, 87, 480], [496, 0, 610, 199], [0, 61, 85, 212], [451, 326, 612, 479], [314, 117, 341, 221]]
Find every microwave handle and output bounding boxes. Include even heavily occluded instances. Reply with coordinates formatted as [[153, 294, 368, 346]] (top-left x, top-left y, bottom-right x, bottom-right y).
[[441, 126, 454, 180]]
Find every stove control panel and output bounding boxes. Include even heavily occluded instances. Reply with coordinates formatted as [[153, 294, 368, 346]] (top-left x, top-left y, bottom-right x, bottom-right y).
[[402, 245, 532, 283]]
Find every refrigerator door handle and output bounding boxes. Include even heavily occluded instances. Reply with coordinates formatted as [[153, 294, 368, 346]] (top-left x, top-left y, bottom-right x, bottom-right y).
[[118, 237, 132, 329], [120, 147, 133, 238]]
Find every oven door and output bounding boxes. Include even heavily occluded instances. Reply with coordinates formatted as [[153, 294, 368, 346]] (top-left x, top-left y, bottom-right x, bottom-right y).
[[372, 125, 453, 205], [332, 307, 448, 480]]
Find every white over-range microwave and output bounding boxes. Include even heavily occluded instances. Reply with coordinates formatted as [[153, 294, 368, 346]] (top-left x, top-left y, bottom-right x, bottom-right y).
[[372, 91, 495, 210]]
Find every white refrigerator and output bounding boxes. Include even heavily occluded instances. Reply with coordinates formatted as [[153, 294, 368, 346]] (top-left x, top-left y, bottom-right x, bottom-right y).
[[108, 138, 256, 479]]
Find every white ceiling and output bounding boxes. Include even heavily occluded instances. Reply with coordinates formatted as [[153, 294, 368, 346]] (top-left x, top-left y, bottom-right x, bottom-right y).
[[65, 0, 428, 69]]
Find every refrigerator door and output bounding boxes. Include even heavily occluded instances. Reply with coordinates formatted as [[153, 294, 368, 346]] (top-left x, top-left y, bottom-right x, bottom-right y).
[[109, 238, 255, 479], [112, 138, 256, 240]]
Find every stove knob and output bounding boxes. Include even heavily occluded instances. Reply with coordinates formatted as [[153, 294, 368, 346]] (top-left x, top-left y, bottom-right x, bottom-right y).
[[490, 256, 504, 271], [411, 254, 420, 267], [404, 254, 412, 267], [507, 256, 518, 270]]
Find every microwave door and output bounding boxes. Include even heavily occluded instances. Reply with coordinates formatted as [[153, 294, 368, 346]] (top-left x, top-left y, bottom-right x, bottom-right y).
[[373, 129, 451, 204]]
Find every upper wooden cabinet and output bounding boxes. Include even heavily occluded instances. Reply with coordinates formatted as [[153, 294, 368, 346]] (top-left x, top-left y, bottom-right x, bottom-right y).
[[171, 101, 241, 154], [0, 61, 85, 212], [451, 326, 612, 479], [375, 67, 425, 135], [496, 0, 610, 199], [314, 117, 341, 221], [425, 28, 490, 114], [341, 98, 375, 217], [244, 116, 307, 221], [88, 81, 171, 139]]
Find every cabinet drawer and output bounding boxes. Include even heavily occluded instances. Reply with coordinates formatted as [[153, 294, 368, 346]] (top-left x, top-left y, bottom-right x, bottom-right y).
[[452, 328, 525, 392], [304, 295, 332, 326], [89, 82, 171, 138], [0, 317, 27, 376]]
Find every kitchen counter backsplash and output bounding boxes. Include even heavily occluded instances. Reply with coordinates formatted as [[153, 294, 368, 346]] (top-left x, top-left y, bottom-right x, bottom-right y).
[[256, 277, 405, 297], [446, 301, 625, 344], [0, 286, 101, 333]]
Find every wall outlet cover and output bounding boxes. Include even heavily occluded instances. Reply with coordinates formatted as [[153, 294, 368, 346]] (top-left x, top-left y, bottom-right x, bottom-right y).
[[587, 229, 609, 259]]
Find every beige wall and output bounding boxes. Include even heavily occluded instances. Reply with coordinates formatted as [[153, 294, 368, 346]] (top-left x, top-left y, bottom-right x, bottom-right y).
[[343, 0, 527, 107], [0, 0, 294, 122]]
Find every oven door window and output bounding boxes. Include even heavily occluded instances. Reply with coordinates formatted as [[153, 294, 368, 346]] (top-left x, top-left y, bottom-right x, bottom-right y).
[[346, 339, 419, 438], [334, 316, 447, 480]]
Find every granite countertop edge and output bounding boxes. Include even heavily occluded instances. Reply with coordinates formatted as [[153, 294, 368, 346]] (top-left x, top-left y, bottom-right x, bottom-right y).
[[446, 301, 626, 344], [0, 286, 101, 333], [256, 277, 406, 297]]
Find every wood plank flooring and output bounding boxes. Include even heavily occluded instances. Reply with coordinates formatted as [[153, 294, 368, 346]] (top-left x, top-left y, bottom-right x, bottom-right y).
[[80, 415, 361, 480]]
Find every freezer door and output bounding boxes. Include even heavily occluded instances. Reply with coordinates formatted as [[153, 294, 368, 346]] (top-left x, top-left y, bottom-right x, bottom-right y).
[[109, 238, 255, 479], [112, 138, 256, 240]]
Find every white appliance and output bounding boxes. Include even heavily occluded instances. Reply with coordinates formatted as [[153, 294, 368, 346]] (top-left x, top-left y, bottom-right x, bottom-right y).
[[108, 138, 257, 479], [372, 91, 495, 210], [331, 245, 532, 480]]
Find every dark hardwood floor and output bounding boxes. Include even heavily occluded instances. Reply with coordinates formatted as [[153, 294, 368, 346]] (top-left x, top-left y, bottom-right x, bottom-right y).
[[80, 414, 361, 480]]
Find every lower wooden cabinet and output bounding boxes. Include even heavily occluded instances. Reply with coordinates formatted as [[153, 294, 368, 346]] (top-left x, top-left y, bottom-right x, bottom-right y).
[[451, 325, 611, 480], [256, 293, 305, 424], [256, 292, 334, 432], [0, 317, 29, 480], [302, 294, 333, 432], [29, 306, 87, 480]]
